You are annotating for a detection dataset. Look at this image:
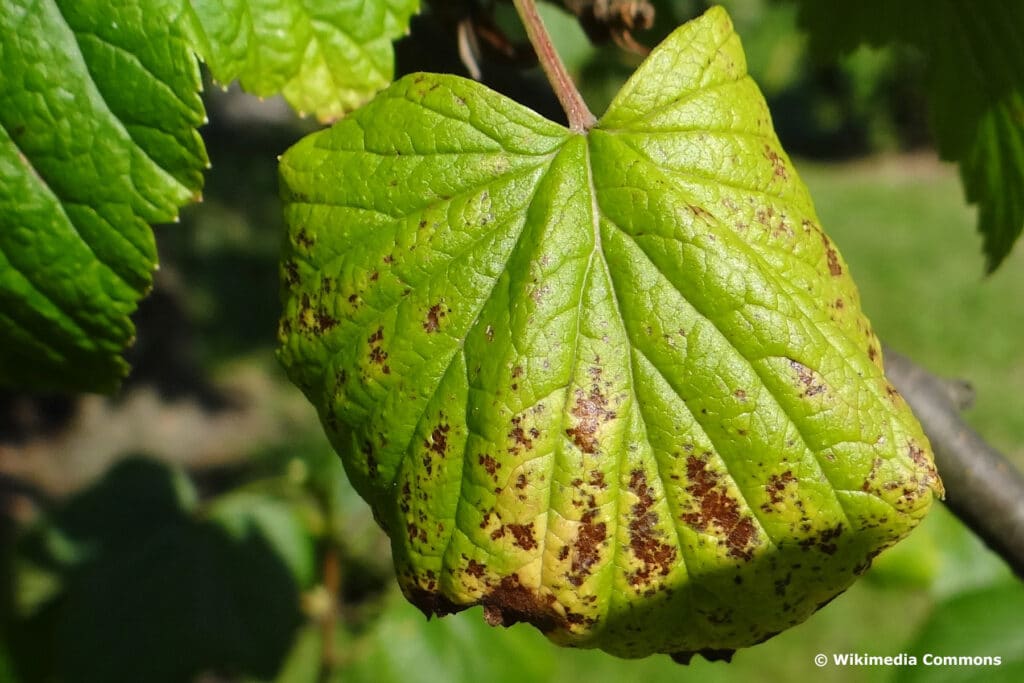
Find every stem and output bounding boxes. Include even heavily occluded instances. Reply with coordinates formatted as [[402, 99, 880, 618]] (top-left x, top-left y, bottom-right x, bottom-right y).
[[318, 545, 341, 683], [512, 0, 597, 132], [885, 348, 1024, 579]]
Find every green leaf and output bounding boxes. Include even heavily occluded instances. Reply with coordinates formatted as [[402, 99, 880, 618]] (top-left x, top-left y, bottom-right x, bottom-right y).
[[186, 0, 421, 121], [278, 6, 942, 658], [207, 490, 318, 587], [8, 458, 307, 683], [345, 594, 557, 683], [0, 0, 207, 392], [895, 580, 1024, 683], [794, 0, 1024, 271]]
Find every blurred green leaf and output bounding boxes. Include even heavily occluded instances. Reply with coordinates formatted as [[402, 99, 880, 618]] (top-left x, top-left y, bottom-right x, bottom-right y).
[[208, 490, 317, 588], [794, 0, 1024, 270], [895, 580, 1024, 683], [0, 0, 207, 392], [8, 458, 307, 683], [186, 0, 421, 121], [344, 593, 556, 683]]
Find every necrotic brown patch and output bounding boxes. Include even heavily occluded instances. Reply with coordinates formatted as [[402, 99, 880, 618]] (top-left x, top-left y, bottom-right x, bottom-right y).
[[789, 358, 825, 397], [481, 575, 563, 632], [507, 523, 537, 551], [423, 302, 447, 333], [568, 509, 607, 587], [627, 470, 678, 585], [766, 471, 796, 505], [681, 456, 757, 561], [763, 144, 788, 179], [820, 233, 842, 276], [478, 453, 499, 476], [565, 379, 615, 454], [425, 422, 450, 457], [508, 416, 535, 455]]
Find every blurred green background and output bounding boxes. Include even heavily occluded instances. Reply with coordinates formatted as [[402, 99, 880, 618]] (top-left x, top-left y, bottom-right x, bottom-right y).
[[2, 1, 1022, 682]]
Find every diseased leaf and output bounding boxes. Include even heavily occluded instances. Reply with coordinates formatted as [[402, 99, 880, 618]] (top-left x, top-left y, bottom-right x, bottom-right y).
[[0, 0, 207, 392], [186, 0, 421, 121], [278, 7, 942, 659], [794, 0, 1024, 271]]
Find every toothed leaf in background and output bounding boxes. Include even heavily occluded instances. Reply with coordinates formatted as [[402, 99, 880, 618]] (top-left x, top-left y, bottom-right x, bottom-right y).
[[0, 0, 207, 392], [278, 7, 942, 659], [794, 0, 1024, 271], [186, 0, 421, 121]]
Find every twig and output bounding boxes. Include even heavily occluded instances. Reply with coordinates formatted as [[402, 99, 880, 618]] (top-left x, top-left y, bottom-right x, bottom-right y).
[[318, 545, 342, 683], [511, 0, 597, 132], [885, 347, 1024, 579]]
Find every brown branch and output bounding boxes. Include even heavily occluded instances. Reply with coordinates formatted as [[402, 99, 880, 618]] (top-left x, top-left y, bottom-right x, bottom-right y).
[[885, 347, 1024, 579], [318, 545, 341, 683]]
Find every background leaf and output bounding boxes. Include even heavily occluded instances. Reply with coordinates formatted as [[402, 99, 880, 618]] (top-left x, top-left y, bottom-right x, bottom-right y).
[[894, 580, 1024, 683], [0, 0, 207, 392], [793, 0, 1024, 270], [5, 458, 308, 683], [186, 0, 421, 121]]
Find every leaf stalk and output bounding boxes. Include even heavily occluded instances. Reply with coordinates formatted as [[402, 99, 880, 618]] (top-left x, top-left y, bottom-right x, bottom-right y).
[[512, 0, 597, 132]]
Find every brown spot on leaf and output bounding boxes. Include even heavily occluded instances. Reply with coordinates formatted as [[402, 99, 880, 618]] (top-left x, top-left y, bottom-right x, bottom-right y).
[[283, 260, 299, 286], [507, 523, 537, 551], [789, 359, 826, 397], [627, 470, 679, 585], [466, 560, 486, 578], [687, 204, 713, 221], [315, 310, 338, 332], [481, 575, 562, 632], [820, 233, 842, 276], [568, 509, 607, 587], [479, 453, 499, 476], [423, 302, 448, 333], [400, 482, 411, 513], [681, 456, 757, 561], [426, 422, 451, 457], [766, 471, 796, 505], [565, 377, 615, 455], [908, 441, 941, 493], [508, 416, 535, 454], [800, 524, 844, 555], [295, 228, 314, 249], [367, 326, 390, 372], [764, 144, 788, 179], [369, 346, 388, 366], [407, 522, 427, 544], [515, 473, 528, 490], [406, 585, 461, 619]]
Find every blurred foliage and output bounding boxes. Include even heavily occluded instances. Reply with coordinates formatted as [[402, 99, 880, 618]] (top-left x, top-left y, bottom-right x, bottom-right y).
[[2, 459, 310, 683]]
